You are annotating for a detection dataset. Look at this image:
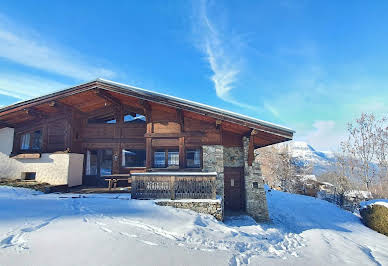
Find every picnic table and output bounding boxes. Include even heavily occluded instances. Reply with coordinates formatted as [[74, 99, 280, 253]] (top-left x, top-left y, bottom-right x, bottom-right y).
[[102, 174, 131, 191]]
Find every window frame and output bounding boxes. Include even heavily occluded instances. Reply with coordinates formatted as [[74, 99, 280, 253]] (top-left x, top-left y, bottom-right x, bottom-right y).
[[19, 128, 43, 152], [87, 112, 117, 125], [121, 148, 147, 168], [152, 148, 180, 169], [123, 113, 146, 123], [185, 147, 203, 169]]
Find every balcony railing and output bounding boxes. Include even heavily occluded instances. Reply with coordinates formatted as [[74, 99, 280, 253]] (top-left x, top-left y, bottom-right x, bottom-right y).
[[131, 172, 217, 200]]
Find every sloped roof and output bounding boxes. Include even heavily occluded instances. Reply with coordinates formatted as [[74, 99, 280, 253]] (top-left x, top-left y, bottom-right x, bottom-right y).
[[0, 78, 294, 140]]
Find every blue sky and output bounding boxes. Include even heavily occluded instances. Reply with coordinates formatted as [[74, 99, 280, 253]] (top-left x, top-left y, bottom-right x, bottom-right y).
[[0, 0, 387, 151]]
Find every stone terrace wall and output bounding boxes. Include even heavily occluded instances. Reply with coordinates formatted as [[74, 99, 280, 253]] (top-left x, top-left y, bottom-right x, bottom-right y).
[[243, 137, 269, 222], [155, 199, 223, 221], [202, 145, 224, 198]]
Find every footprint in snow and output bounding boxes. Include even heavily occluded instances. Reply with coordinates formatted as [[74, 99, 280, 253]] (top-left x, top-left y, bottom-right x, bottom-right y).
[[194, 216, 207, 227]]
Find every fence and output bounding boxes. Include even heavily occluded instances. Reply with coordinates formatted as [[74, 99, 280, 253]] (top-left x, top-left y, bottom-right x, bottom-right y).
[[131, 173, 217, 200]]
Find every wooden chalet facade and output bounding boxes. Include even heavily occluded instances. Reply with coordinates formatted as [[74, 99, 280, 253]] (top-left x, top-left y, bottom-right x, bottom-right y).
[[0, 79, 294, 220]]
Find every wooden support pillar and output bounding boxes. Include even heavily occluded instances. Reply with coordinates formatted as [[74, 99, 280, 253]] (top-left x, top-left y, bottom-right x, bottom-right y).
[[177, 109, 184, 132], [112, 145, 120, 174], [179, 137, 185, 168], [248, 129, 257, 166], [141, 100, 153, 170], [64, 114, 72, 151], [146, 138, 152, 169]]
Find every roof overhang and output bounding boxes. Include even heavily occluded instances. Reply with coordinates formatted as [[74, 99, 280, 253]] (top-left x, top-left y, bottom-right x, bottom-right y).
[[0, 78, 294, 145]]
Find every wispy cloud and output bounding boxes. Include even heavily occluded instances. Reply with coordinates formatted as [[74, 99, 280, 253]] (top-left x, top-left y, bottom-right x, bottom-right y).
[[296, 120, 347, 151], [0, 72, 68, 100], [193, 0, 259, 111], [0, 14, 116, 81], [263, 102, 280, 118]]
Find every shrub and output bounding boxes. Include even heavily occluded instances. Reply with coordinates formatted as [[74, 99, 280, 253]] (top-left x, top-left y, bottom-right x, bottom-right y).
[[360, 205, 388, 236]]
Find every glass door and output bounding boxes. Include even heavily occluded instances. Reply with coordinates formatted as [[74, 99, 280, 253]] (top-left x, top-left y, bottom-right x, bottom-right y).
[[99, 149, 113, 176], [85, 149, 113, 185]]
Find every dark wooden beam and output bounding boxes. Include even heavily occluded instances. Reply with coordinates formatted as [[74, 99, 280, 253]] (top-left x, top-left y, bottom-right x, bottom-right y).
[[24, 108, 47, 119], [81, 105, 116, 119], [139, 99, 151, 111], [144, 132, 204, 138], [179, 137, 185, 168], [146, 137, 152, 169], [177, 109, 184, 132], [247, 129, 257, 166], [49, 101, 86, 116], [216, 120, 222, 130], [0, 120, 14, 128], [139, 100, 152, 123], [94, 89, 122, 106], [122, 105, 145, 116]]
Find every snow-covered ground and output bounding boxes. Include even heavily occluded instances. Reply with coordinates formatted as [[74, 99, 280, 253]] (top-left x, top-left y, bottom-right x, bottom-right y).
[[0, 186, 387, 266]]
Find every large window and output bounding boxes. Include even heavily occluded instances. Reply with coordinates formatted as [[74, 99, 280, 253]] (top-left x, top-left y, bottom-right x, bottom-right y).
[[153, 149, 179, 168], [186, 148, 201, 168], [88, 114, 116, 124], [124, 113, 146, 123], [122, 149, 146, 167], [85, 149, 112, 176], [20, 130, 42, 151]]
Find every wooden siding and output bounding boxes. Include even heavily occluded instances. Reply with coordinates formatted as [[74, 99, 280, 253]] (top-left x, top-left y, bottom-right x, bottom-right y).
[[4, 83, 293, 179]]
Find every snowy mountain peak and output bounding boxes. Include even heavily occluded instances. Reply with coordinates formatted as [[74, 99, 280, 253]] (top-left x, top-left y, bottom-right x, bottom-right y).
[[276, 141, 335, 174]]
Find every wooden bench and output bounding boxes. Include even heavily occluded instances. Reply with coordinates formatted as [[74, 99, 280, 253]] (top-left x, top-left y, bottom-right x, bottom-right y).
[[103, 174, 131, 191]]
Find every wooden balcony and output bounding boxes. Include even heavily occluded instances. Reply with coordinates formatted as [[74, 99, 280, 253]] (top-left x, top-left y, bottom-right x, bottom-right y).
[[131, 172, 217, 200]]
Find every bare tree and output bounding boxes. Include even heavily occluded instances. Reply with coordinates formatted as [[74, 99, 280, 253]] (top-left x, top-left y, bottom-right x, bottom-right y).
[[341, 113, 380, 191], [375, 116, 388, 196], [258, 144, 300, 192]]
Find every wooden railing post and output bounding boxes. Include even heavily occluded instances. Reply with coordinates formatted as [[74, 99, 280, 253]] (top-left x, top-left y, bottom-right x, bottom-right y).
[[170, 176, 175, 200], [211, 176, 216, 199], [131, 175, 137, 199]]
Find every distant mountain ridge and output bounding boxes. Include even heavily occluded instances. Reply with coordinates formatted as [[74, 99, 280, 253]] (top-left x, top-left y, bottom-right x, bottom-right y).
[[277, 141, 335, 175]]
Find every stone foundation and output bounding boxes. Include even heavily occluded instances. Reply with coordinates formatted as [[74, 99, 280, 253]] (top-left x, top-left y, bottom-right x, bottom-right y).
[[243, 137, 269, 222], [155, 198, 223, 221]]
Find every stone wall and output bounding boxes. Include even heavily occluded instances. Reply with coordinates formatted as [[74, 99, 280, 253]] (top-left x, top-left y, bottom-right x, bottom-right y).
[[155, 199, 223, 221], [202, 145, 224, 198], [243, 137, 269, 222], [223, 146, 244, 167], [317, 190, 372, 212]]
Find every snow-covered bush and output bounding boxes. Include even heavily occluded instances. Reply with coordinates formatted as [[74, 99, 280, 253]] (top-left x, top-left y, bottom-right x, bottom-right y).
[[360, 204, 388, 236]]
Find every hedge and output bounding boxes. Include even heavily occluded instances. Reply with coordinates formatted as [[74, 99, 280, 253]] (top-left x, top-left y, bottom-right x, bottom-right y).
[[360, 204, 388, 237]]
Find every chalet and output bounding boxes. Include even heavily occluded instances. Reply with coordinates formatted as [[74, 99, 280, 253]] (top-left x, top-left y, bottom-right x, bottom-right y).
[[0, 79, 294, 221]]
